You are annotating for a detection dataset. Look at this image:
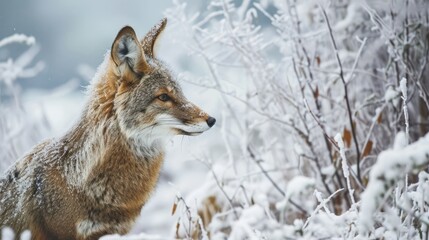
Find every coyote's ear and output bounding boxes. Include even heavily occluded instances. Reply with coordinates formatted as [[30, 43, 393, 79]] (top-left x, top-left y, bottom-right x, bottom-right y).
[[141, 18, 167, 58], [111, 26, 150, 75]]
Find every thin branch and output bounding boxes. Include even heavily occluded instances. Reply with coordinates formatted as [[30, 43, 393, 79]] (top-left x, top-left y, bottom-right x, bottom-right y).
[[247, 145, 309, 216], [320, 6, 362, 182], [199, 160, 240, 219], [303, 99, 339, 151], [286, 0, 347, 197]]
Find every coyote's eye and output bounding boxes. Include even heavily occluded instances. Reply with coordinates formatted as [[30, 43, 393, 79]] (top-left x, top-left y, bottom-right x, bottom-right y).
[[158, 94, 171, 102]]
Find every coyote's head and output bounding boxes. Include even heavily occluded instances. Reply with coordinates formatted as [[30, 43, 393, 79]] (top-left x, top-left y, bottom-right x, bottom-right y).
[[99, 19, 215, 150]]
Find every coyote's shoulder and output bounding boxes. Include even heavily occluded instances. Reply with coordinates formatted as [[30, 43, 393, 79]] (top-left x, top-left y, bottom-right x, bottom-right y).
[[0, 18, 215, 240]]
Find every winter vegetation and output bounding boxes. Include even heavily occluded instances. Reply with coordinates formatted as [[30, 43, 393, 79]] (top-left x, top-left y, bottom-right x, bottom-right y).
[[0, 34, 46, 174], [1, 0, 429, 239]]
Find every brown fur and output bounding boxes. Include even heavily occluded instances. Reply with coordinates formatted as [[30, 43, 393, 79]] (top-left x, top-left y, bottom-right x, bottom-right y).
[[0, 18, 215, 239]]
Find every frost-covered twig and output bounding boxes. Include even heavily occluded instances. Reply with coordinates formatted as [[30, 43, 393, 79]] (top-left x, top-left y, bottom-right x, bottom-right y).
[[303, 99, 339, 152], [361, 103, 387, 151], [334, 134, 356, 206], [303, 188, 344, 229], [0, 34, 46, 169], [400, 78, 409, 142], [348, 36, 367, 86], [300, 98, 336, 195], [415, 47, 429, 111], [0, 34, 35, 48], [181, 76, 307, 135], [320, 5, 362, 182], [285, 1, 347, 197]]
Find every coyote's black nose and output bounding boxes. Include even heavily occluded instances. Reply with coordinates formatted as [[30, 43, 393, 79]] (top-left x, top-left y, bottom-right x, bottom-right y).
[[207, 117, 216, 128]]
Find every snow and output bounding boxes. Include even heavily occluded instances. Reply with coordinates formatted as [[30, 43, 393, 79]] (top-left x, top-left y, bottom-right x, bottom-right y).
[[384, 86, 400, 103], [334, 133, 349, 178], [1, 228, 15, 240], [359, 132, 429, 233], [400, 78, 408, 100], [333, 3, 360, 31], [276, 176, 315, 210], [400, 78, 409, 140], [1, 227, 30, 240], [334, 133, 355, 205], [19, 231, 31, 240], [238, 205, 265, 226], [285, 176, 315, 201]]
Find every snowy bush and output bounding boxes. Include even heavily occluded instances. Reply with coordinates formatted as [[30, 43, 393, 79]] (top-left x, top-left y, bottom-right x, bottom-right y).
[[0, 34, 46, 172], [163, 0, 429, 239]]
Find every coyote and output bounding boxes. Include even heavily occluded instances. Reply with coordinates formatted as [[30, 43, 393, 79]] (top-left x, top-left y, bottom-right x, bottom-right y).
[[0, 18, 216, 240]]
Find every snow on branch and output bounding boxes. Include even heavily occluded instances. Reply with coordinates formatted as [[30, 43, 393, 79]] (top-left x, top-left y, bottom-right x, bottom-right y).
[[0, 34, 44, 87], [359, 132, 429, 233], [0, 33, 46, 171], [0, 34, 35, 48]]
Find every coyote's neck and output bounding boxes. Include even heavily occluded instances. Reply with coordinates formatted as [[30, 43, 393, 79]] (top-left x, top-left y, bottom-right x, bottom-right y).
[[62, 108, 164, 188], [60, 113, 111, 187], [60, 58, 164, 187]]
